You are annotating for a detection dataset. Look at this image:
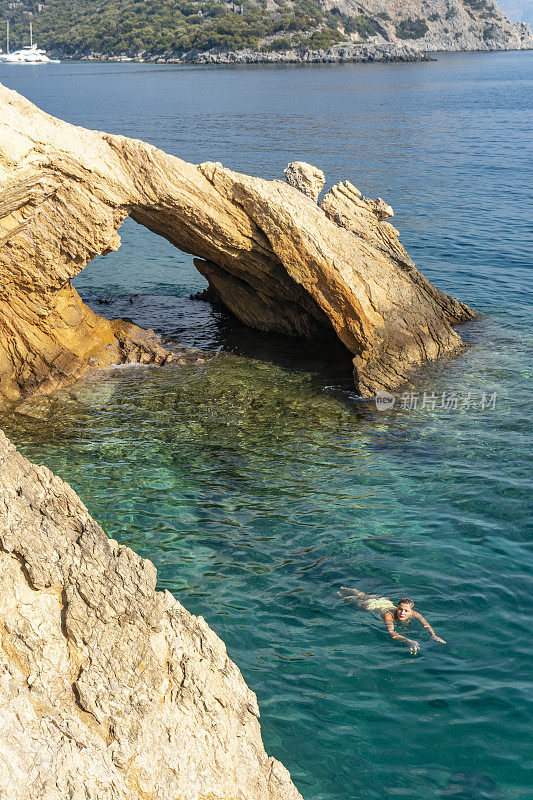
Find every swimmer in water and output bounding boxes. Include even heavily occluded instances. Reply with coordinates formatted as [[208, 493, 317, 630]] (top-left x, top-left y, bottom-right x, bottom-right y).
[[340, 589, 446, 654]]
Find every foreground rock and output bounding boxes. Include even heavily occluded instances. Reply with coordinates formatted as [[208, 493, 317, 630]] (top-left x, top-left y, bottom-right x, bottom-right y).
[[0, 84, 474, 402], [0, 430, 302, 800], [284, 161, 325, 202]]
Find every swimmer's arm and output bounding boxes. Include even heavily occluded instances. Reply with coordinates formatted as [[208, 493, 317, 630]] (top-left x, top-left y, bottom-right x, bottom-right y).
[[383, 612, 417, 648], [414, 612, 446, 644]]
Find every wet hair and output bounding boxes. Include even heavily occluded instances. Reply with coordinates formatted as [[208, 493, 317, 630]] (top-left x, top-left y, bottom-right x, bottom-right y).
[[397, 598, 414, 608]]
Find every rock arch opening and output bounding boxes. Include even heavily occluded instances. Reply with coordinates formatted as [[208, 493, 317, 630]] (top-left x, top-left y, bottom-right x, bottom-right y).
[[71, 217, 213, 349], [0, 84, 475, 406], [72, 213, 353, 387]]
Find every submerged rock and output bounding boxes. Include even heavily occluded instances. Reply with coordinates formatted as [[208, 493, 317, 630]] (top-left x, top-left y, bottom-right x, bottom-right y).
[[0, 84, 474, 402], [0, 429, 303, 800]]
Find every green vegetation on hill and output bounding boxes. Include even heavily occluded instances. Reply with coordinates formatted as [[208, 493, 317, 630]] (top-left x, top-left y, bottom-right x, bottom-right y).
[[0, 0, 383, 56], [395, 17, 429, 39], [0, 0, 506, 57]]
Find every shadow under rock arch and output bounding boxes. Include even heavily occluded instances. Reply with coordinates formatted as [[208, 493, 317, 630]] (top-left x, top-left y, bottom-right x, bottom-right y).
[[75, 216, 356, 391]]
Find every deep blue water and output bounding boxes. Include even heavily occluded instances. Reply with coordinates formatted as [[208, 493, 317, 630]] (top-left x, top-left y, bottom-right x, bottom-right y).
[[1, 53, 532, 800]]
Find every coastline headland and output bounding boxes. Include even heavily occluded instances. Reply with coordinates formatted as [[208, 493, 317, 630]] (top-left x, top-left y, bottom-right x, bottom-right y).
[[35, 0, 533, 65], [2, 0, 532, 66], [61, 42, 434, 65], [0, 83, 475, 407]]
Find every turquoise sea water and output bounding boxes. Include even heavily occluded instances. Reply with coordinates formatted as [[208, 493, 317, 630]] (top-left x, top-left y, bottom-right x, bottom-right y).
[[1, 53, 532, 800]]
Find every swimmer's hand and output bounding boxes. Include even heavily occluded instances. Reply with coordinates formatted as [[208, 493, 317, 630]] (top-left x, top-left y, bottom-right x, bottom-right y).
[[431, 635, 446, 644], [408, 639, 420, 654]]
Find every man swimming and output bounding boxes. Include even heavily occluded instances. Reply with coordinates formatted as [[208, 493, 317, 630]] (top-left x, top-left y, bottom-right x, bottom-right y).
[[340, 589, 446, 654]]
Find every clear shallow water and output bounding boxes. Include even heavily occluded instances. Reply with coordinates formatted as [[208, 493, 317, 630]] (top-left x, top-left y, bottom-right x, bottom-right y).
[[1, 53, 532, 800]]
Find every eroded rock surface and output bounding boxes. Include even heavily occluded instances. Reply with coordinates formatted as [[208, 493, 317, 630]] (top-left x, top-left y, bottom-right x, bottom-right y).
[[0, 83, 474, 401], [0, 429, 303, 800], [283, 161, 325, 202]]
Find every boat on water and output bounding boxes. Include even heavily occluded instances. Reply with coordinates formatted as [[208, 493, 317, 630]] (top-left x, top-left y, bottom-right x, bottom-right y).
[[1, 22, 60, 64]]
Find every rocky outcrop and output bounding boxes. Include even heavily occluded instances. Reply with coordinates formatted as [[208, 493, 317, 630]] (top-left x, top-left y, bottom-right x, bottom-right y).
[[0, 429, 302, 800], [284, 162, 325, 203], [349, 0, 533, 52], [178, 41, 432, 64], [62, 41, 432, 64], [0, 84, 474, 402]]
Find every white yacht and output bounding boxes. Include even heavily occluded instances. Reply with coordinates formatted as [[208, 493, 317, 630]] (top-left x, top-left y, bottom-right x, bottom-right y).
[[1, 22, 60, 63]]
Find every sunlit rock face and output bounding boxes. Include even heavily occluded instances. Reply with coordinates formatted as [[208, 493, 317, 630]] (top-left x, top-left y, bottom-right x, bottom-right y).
[[283, 161, 325, 202], [320, 0, 533, 52], [0, 83, 474, 402], [0, 429, 303, 800]]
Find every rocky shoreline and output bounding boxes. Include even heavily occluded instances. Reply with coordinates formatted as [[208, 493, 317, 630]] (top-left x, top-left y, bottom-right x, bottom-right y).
[[58, 42, 433, 65], [0, 430, 303, 800], [5, 0, 532, 67], [163, 36, 531, 63], [54, 35, 533, 66]]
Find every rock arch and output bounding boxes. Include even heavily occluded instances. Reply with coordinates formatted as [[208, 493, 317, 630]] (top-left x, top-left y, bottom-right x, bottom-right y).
[[0, 84, 474, 404]]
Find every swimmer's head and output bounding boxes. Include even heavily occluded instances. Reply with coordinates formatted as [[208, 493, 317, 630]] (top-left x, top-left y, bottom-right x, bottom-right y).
[[397, 598, 414, 621]]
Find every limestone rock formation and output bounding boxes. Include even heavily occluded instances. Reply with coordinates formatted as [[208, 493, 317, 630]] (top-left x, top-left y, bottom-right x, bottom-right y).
[[319, 179, 470, 323], [181, 41, 432, 64], [0, 83, 474, 402], [0, 429, 303, 800], [283, 161, 325, 202], [320, 0, 533, 53]]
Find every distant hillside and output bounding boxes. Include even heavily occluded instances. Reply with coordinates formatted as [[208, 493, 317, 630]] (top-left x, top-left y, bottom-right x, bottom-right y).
[[352, 0, 533, 51], [0, 0, 531, 61]]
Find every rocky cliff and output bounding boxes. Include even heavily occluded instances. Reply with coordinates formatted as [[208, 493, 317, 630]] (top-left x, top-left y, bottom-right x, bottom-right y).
[[184, 0, 533, 64], [327, 0, 533, 53], [0, 83, 475, 403], [181, 41, 432, 64], [0, 429, 303, 799]]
